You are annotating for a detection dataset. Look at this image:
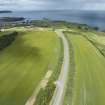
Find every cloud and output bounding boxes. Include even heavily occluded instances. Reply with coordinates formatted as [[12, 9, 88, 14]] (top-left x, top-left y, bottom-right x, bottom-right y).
[[0, 0, 47, 10], [83, 3, 105, 10], [0, 0, 105, 10]]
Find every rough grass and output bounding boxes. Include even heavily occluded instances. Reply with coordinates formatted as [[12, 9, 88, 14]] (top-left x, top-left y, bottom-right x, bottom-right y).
[[67, 34, 105, 105], [0, 31, 60, 105], [83, 31, 105, 60], [83, 32, 105, 45]]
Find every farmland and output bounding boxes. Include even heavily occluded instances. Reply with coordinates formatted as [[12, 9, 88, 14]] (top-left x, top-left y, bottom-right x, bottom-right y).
[[0, 30, 61, 105], [66, 32, 105, 105]]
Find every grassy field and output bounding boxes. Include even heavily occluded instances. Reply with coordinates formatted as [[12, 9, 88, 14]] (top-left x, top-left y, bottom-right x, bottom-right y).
[[0, 30, 60, 105], [81, 31, 105, 45], [82, 31, 105, 57], [67, 33, 105, 105]]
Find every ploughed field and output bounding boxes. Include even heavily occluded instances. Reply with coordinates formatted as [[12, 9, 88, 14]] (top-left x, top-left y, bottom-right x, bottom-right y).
[[0, 30, 60, 105], [66, 31, 105, 105]]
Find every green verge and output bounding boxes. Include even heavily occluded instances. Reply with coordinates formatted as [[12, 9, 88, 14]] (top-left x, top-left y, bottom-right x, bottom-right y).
[[0, 31, 59, 105], [34, 37, 64, 105], [68, 34, 105, 105], [63, 32, 76, 105]]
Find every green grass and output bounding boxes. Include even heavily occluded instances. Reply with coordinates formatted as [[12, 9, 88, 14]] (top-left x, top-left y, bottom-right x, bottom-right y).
[[0, 31, 13, 36], [83, 31, 105, 60], [82, 32, 105, 45], [0, 30, 60, 105], [67, 34, 105, 105]]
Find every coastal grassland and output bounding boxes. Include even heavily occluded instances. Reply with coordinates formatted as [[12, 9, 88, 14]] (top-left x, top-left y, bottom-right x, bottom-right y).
[[0, 30, 60, 105], [67, 33, 105, 105], [83, 31, 105, 45]]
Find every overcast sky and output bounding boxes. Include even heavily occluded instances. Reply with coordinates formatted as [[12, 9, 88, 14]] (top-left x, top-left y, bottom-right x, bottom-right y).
[[0, 0, 105, 10]]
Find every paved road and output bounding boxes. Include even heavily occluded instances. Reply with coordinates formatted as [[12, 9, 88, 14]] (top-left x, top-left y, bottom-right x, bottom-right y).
[[50, 29, 70, 105]]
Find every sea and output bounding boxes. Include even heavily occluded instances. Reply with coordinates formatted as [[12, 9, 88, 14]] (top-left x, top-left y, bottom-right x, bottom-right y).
[[0, 10, 105, 30]]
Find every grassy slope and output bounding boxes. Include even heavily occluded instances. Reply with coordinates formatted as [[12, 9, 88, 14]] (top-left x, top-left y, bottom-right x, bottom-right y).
[[82, 31, 105, 45], [0, 31, 60, 105], [68, 34, 105, 105]]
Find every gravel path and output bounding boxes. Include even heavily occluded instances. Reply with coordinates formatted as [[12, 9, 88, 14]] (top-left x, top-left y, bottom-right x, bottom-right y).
[[50, 29, 70, 105]]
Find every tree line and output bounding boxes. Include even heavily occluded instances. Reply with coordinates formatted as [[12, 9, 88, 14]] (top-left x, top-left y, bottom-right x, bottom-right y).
[[0, 31, 18, 51]]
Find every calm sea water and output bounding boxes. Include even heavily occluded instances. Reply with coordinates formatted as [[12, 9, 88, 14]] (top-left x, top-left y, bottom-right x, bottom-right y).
[[0, 10, 105, 30]]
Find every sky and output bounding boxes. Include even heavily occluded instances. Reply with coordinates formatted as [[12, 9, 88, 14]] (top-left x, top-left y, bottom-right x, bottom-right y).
[[0, 0, 105, 10]]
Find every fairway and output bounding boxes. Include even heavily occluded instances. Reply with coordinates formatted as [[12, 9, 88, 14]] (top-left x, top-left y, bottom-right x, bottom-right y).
[[67, 34, 105, 105], [0, 31, 60, 105]]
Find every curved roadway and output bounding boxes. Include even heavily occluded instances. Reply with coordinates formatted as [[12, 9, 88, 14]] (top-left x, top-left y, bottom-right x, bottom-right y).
[[50, 29, 70, 105]]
